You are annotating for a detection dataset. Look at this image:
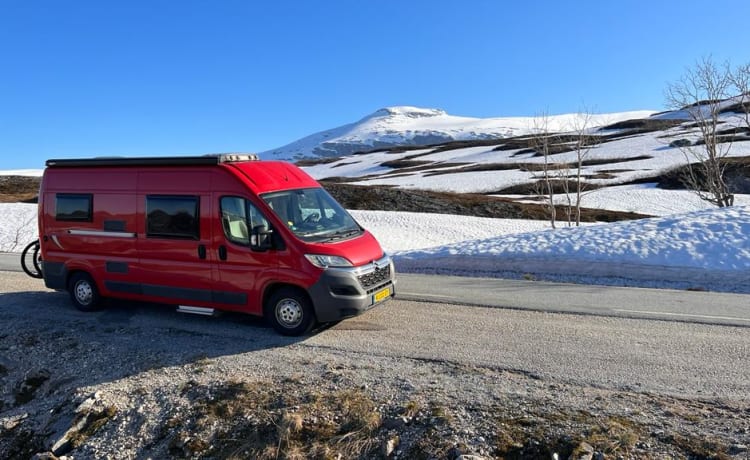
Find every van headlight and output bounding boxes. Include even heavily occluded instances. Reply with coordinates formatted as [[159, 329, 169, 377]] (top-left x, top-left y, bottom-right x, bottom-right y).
[[305, 254, 353, 268]]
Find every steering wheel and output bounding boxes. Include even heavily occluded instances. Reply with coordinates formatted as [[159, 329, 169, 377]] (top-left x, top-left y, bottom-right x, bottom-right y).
[[303, 212, 320, 224]]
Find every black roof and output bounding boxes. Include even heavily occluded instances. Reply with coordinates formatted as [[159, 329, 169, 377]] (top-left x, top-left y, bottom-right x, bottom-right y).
[[45, 154, 259, 168]]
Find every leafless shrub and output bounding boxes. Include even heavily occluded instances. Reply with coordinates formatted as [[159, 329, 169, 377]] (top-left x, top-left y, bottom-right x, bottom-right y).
[[729, 62, 750, 130], [568, 109, 600, 226], [665, 56, 746, 207], [529, 112, 559, 228], [528, 109, 600, 227]]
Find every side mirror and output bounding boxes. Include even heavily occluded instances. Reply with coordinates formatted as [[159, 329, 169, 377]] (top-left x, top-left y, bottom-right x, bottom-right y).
[[250, 225, 273, 251]]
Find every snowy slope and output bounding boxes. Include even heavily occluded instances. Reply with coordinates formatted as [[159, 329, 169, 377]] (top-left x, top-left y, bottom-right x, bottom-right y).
[[298, 107, 750, 215], [260, 106, 656, 160]]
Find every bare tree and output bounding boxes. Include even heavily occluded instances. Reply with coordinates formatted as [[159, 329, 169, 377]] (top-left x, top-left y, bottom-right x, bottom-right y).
[[529, 112, 557, 228], [665, 56, 734, 207], [557, 163, 574, 227], [729, 62, 750, 130], [527, 111, 600, 228], [569, 110, 599, 226]]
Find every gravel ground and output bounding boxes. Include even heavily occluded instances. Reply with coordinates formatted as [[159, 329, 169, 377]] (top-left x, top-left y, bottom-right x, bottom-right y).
[[1, 271, 749, 459]]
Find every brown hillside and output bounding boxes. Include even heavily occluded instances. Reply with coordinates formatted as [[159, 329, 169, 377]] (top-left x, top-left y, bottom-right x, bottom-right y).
[[0, 176, 40, 203]]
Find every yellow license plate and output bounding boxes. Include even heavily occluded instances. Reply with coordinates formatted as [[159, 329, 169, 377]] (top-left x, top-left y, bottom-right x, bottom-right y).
[[373, 287, 391, 304]]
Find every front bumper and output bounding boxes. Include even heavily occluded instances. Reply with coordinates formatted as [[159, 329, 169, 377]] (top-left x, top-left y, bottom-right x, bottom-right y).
[[308, 255, 396, 323]]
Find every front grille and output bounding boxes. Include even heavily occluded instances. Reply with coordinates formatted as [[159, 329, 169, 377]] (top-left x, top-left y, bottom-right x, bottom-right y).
[[357, 264, 391, 289]]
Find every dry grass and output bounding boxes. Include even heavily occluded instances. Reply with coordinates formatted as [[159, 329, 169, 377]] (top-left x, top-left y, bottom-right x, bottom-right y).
[[0, 176, 40, 203], [168, 380, 383, 459], [583, 415, 641, 456], [68, 406, 118, 449]]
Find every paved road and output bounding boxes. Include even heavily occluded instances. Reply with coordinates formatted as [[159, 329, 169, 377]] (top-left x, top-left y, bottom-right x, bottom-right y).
[[3, 252, 749, 327], [0, 252, 22, 272], [1, 270, 749, 399], [397, 273, 750, 328], [321, 298, 750, 399]]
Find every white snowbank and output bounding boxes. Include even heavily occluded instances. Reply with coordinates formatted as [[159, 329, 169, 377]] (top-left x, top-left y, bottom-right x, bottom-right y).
[[392, 206, 750, 293], [350, 210, 553, 252], [0, 169, 43, 177], [0, 204, 38, 252]]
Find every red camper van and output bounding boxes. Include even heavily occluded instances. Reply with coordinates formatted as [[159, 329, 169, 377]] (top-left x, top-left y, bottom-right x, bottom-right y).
[[38, 154, 395, 335]]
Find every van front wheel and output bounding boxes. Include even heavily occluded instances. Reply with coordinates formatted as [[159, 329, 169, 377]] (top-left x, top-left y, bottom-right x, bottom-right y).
[[68, 272, 102, 312], [265, 287, 315, 336]]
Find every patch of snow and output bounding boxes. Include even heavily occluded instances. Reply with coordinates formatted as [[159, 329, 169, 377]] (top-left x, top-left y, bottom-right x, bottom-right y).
[[0, 203, 38, 252], [0, 169, 44, 177], [351, 210, 553, 252], [571, 184, 750, 216]]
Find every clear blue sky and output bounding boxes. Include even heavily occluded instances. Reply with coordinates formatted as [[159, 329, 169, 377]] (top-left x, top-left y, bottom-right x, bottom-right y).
[[1, 0, 749, 169]]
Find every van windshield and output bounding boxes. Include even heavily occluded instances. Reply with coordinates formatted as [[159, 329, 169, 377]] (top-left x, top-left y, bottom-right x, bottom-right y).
[[261, 188, 363, 242]]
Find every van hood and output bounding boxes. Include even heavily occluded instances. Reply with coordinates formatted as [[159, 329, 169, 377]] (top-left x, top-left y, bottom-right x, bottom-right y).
[[306, 230, 385, 267]]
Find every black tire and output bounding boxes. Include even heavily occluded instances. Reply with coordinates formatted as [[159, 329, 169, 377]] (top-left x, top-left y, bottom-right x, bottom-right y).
[[21, 240, 43, 279], [32, 243, 43, 275], [265, 287, 315, 336], [67, 272, 103, 312]]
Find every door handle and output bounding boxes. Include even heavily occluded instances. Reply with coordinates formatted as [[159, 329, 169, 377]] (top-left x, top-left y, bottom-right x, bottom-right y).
[[198, 244, 206, 260], [218, 245, 227, 261]]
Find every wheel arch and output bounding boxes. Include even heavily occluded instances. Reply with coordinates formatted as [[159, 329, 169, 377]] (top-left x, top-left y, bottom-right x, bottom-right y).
[[64, 262, 100, 291], [262, 282, 315, 319]]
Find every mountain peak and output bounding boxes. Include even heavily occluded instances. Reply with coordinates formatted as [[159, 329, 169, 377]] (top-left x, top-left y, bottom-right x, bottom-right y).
[[260, 106, 657, 161], [363, 106, 447, 121]]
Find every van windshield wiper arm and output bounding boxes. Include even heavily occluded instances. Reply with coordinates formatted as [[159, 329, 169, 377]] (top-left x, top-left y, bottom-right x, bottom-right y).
[[318, 228, 361, 242]]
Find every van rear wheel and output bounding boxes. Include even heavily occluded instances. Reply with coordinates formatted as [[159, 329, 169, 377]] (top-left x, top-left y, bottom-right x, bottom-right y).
[[68, 272, 102, 312], [265, 287, 315, 336]]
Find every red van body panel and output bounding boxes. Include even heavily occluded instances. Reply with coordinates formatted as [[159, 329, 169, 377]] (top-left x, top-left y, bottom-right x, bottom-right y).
[[228, 160, 321, 194], [39, 155, 395, 327]]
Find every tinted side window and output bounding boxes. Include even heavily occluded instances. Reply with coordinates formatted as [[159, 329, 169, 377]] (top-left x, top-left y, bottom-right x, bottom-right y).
[[56, 194, 93, 221], [146, 195, 200, 239]]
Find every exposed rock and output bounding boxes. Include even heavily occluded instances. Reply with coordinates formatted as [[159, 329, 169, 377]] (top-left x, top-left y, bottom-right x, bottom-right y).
[[31, 453, 59, 460], [382, 435, 399, 456], [569, 441, 594, 460], [669, 138, 692, 148], [14, 369, 51, 406]]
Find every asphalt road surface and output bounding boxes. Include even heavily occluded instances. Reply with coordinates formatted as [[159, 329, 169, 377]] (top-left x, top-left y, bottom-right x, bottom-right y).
[[1, 266, 749, 399], [3, 252, 749, 327], [397, 273, 750, 328]]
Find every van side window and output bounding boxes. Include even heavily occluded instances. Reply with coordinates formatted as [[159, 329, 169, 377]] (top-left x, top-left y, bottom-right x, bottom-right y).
[[56, 193, 93, 222], [146, 195, 200, 240], [220, 196, 270, 246]]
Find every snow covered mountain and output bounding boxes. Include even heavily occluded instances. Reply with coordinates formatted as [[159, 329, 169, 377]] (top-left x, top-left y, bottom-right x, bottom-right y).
[[293, 98, 750, 216], [260, 106, 656, 160]]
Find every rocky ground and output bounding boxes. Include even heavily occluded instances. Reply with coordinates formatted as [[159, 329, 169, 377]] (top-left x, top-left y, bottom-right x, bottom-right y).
[[1, 272, 749, 459]]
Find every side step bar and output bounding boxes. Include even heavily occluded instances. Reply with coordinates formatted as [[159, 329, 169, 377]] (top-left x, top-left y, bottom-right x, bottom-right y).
[[176, 305, 217, 316]]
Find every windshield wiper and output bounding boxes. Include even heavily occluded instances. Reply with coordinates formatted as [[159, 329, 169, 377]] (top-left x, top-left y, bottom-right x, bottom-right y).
[[318, 228, 361, 243]]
